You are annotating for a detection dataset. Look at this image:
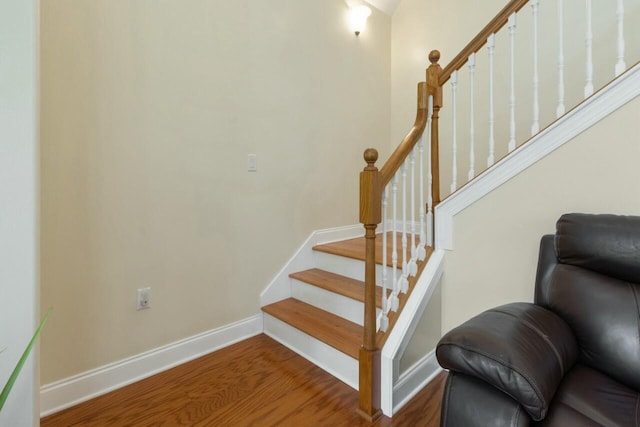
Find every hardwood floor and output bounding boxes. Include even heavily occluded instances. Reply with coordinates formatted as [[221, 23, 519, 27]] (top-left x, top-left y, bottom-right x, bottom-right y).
[[41, 334, 446, 426]]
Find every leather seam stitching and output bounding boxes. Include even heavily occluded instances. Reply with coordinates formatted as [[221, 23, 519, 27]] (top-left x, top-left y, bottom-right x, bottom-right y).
[[441, 372, 453, 425], [492, 308, 567, 377], [511, 404, 522, 425], [631, 282, 640, 364], [438, 342, 544, 415], [635, 392, 639, 427]]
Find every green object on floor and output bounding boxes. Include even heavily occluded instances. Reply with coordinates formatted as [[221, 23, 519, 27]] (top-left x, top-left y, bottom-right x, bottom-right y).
[[0, 309, 51, 412]]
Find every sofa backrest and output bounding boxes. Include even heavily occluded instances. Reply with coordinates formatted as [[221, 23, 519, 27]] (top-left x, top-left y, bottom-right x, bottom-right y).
[[535, 213, 640, 391]]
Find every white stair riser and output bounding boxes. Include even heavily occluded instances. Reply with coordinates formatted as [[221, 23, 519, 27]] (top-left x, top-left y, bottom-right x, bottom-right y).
[[291, 280, 383, 326], [313, 251, 399, 283], [263, 314, 358, 390]]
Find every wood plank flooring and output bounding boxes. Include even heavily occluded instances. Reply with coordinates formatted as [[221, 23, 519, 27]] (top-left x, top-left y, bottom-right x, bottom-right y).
[[41, 334, 446, 426]]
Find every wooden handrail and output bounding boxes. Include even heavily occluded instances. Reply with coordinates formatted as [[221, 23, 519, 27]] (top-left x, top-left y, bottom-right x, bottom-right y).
[[358, 2, 538, 420], [439, 0, 529, 85], [380, 82, 429, 186]]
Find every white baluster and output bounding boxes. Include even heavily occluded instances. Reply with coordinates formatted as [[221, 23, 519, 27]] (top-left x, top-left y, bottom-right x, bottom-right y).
[[450, 70, 458, 192], [426, 96, 434, 248], [557, 0, 566, 117], [468, 53, 476, 181], [487, 33, 496, 167], [508, 13, 517, 152], [390, 174, 399, 312], [380, 188, 389, 331], [531, 0, 540, 135], [418, 136, 426, 261], [409, 150, 417, 276], [615, 0, 626, 76], [584, 0, 594, 98], [400, 161, 409, 293]]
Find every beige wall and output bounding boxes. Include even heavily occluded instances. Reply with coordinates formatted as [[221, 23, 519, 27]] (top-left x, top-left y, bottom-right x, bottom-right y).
[[442, 95, 640, 332], [399, 282, 441, 373], [40, 0, 391, 384]]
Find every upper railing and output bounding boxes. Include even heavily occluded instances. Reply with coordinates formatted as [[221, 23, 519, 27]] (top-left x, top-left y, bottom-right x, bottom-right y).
[[358, 0, 637, 419], [439, 0, 529, 85]]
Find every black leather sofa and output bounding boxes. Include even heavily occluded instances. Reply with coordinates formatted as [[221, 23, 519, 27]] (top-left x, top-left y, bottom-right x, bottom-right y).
[[436, 213, 640, 426]]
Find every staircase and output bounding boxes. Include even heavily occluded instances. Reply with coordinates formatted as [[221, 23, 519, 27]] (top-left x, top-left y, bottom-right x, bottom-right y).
[[262, 233, 431, 389], [260, 0, 639, 420]]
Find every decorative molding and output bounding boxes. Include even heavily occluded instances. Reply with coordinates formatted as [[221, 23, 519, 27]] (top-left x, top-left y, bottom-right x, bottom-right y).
[[260, 224, 363, 306], [380, 249, 445, 416], [392, 351, 442, 415], [40, 314, 263, 417], [435, 61, 640, 250]]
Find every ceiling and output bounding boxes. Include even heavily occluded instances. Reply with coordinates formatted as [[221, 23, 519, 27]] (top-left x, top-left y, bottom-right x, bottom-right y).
[[364, 0, 401, 15]]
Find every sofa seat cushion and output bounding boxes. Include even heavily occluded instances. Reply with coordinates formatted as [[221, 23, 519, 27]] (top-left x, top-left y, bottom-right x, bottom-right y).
[[539, 364, 640, 427]]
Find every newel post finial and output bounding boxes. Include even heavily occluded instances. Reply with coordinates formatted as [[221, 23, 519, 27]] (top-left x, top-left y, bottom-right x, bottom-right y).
[[429, 49, 440, 65], [426, 49, 443, 106], [363, 148, 378, 171], [360, 148, 381, 225]]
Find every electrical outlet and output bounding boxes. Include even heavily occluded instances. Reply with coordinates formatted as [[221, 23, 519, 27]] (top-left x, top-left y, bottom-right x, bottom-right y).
[[136, 287, 151, 310]]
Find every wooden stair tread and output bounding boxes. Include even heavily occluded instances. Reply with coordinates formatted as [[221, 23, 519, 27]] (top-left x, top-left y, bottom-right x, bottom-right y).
[[262, 298, 362, 359], [313, 232, 423, 267], [289, 268, 385, 308]]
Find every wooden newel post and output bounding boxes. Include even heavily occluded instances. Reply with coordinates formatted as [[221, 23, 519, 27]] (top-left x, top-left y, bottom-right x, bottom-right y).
[[427, 50, 443, 207], [358, 148, 382, 422]]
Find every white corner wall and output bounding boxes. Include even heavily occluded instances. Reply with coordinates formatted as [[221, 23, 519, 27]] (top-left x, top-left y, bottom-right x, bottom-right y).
[[0, 0, 39, 425], [442, 95, 640, 333]]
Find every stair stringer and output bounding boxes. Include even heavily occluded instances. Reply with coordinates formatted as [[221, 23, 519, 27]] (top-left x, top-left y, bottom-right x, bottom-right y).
[[380, 249, 445, 416], [260, 224, 363, 307], [435, 61, 640, 251]]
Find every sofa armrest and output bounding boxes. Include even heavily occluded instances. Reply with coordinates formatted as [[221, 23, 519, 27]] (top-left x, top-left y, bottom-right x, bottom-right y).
[[442, 373, 531, 426], [436, 302, 578, 421]]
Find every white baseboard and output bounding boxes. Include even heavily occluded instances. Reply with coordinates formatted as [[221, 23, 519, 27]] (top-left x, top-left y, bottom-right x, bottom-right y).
[[40, 314, 263, 417], [392, 350, 442, 415]]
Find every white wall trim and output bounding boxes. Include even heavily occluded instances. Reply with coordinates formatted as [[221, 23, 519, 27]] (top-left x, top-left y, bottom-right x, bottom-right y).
[[260, 224, 363, 306], [40, 314, 263, 417], [392, 351, 442, 415], [380, 249, 445, 416], [435, 62, 640, 250]]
